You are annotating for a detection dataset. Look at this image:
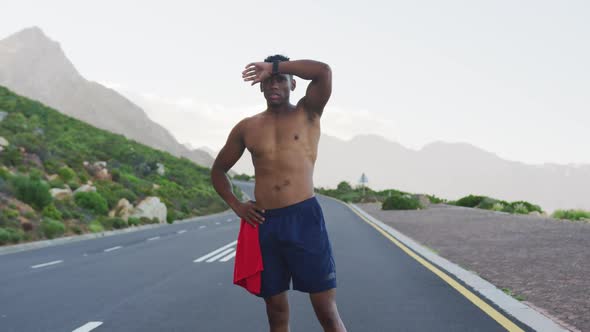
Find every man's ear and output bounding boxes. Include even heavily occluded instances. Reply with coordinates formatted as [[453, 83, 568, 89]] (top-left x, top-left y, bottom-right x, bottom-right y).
[[291, 78, 296, 91]]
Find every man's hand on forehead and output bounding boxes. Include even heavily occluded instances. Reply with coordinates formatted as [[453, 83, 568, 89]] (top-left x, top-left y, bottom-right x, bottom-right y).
[[242, 62, 272, 86]]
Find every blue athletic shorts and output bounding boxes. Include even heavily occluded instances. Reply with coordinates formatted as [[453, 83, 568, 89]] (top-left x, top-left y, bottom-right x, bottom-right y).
[[254, 195, 337, 298]]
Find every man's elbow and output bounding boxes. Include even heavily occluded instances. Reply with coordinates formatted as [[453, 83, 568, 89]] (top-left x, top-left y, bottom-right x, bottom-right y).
[[320, 62, 331, 76]]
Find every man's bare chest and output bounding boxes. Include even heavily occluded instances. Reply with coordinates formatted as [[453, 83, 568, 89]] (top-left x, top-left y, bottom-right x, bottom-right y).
[[244, 113, 319, 157]]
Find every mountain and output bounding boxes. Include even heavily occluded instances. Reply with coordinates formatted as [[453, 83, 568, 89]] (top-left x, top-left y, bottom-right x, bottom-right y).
[[231, 133, 590, 213], [0, 26, 214, 167]]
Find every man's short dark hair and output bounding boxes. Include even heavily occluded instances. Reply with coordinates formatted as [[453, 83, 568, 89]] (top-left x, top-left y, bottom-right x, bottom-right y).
[[264, 54, 292, 79], [264, 54, 290, 63]]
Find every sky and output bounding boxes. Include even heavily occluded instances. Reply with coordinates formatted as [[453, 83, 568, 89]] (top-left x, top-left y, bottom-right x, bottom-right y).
[[1, 0, 589, 165]]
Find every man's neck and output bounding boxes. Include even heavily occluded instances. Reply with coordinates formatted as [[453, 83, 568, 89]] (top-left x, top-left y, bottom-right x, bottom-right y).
[[266, 102, 294, 114]]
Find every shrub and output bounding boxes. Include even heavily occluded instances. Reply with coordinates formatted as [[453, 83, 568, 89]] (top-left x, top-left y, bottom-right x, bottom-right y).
[[455, 195, 486, 208], [58, 166, 76, 182], [48, 178, 66, 189], [74, 191, 108, 215], [512, 202, 529, 214], [6, 228, 25, 243], [0, 167, 10, 180], [509, 200, 543, 214], [552, 209, 590, 221], [491, 202, 505, 211], [382, 193, 422, 210], [127, 217, 140, 226], [40, 218, 65, 239], [67, 181, 80, 191], [42, 203, 63, 221], [167, 210, 177, 224], [70, 224, 82, 234], [9, 174, 53, 210], [336, 181, 353, 192], [88, 220, 104, 233], [139, 216, 159, 225], [427, 194, 445, 204], [110, 217, 127, 229], [2, 207, 20, 220], [0, 228, 10, 245]]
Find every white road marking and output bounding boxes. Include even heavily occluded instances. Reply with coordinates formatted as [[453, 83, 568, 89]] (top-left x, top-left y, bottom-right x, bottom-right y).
[[177, 230, 187, 234], [72, 321, 103, 332], [215, 222, 220, 225], [226, 218, 232, 222], [199, 225, 206, 229], [147, 236, 160, 241], [206, 248, 235, 263], [194, 240, 237, 263], [104, 246, 122, 252], [31, 260, 63, 269], [219, 250, 236, 262]]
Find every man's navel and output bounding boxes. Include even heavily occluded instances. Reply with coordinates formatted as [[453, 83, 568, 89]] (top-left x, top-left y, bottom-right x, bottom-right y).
[[273, 179, 291, 191]]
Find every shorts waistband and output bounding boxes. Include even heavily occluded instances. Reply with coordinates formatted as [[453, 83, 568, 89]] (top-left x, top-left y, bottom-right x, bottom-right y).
[[262, 196, 319, 217]]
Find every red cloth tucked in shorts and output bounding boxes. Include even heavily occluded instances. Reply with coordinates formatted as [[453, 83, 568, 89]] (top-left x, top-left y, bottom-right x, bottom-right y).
[[233, 218, 263, 295]]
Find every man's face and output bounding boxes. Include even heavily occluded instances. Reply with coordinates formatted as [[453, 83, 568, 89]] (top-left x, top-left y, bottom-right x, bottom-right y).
[[261, 73, 295, 106]]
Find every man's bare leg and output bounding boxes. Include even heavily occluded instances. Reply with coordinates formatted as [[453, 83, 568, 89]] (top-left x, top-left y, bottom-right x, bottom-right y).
[[309, 288, 347, 332], [264, 291, 290, 332]]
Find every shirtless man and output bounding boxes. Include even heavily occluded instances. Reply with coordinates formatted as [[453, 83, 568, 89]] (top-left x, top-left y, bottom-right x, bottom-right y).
[[211, 55, 347, 332]]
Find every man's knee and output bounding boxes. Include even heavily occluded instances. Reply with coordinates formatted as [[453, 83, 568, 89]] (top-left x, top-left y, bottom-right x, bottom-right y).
[[264, 292, 289, 326], [315, 305, 340, 328]]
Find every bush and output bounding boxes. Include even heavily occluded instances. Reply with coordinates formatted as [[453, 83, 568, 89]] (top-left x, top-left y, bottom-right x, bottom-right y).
[[6, 228, 25, 243], [58, 166, 76, 182], [127, 217, 140, 226], [42, 203, 63, 221], [232, 173, 252, 181], [382, 193, 422, 210], [0, 228, 10, 245], [88, 220, 104, 233], [74, 191, 108, 215], [0, 227, 24, 244], [336, 181, 353, 192], [167, 210, 177, 224], [139, 216, 159, 225], [508, 200, 543, 214], [9, 174, 53, 210], [40, 218, 65, 239], [552, 209, 590, 221], [427, 194, 445, 204], [70, 224, 82, 234], [0, 167, 10, 180], [110, 217, 127, 229], [67, 181, 80, 191], [48, 178, 66, 189], [455, 195, 486, 208]]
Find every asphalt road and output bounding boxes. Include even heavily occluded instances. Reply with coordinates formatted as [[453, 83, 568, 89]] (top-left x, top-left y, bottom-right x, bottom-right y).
[[0, 181, 536, 331]]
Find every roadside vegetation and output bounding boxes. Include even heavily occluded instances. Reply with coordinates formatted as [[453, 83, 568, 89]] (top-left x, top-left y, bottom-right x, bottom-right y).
[[316, 180, 590, 223], [232, 173, 254, 181], [0, 86, 242, 246]]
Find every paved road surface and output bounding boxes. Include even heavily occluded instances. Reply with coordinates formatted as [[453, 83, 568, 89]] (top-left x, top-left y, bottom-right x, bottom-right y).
[[0, 181, 535, 331]]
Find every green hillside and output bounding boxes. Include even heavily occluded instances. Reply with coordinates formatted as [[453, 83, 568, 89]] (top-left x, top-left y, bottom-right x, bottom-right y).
[[0, 85, 240, 245]]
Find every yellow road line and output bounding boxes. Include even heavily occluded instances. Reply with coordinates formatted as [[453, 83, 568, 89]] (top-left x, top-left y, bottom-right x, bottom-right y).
[[322, 195, 524, 332]]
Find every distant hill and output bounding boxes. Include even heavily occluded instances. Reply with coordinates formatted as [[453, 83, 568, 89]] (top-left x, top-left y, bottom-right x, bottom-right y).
[[0, 26, 214, 168], [231, 133, 590, 213], [0, 85, 240, 245]]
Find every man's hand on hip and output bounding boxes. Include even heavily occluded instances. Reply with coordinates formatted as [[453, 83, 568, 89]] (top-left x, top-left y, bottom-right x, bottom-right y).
[[235, 200, 266, 227]]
